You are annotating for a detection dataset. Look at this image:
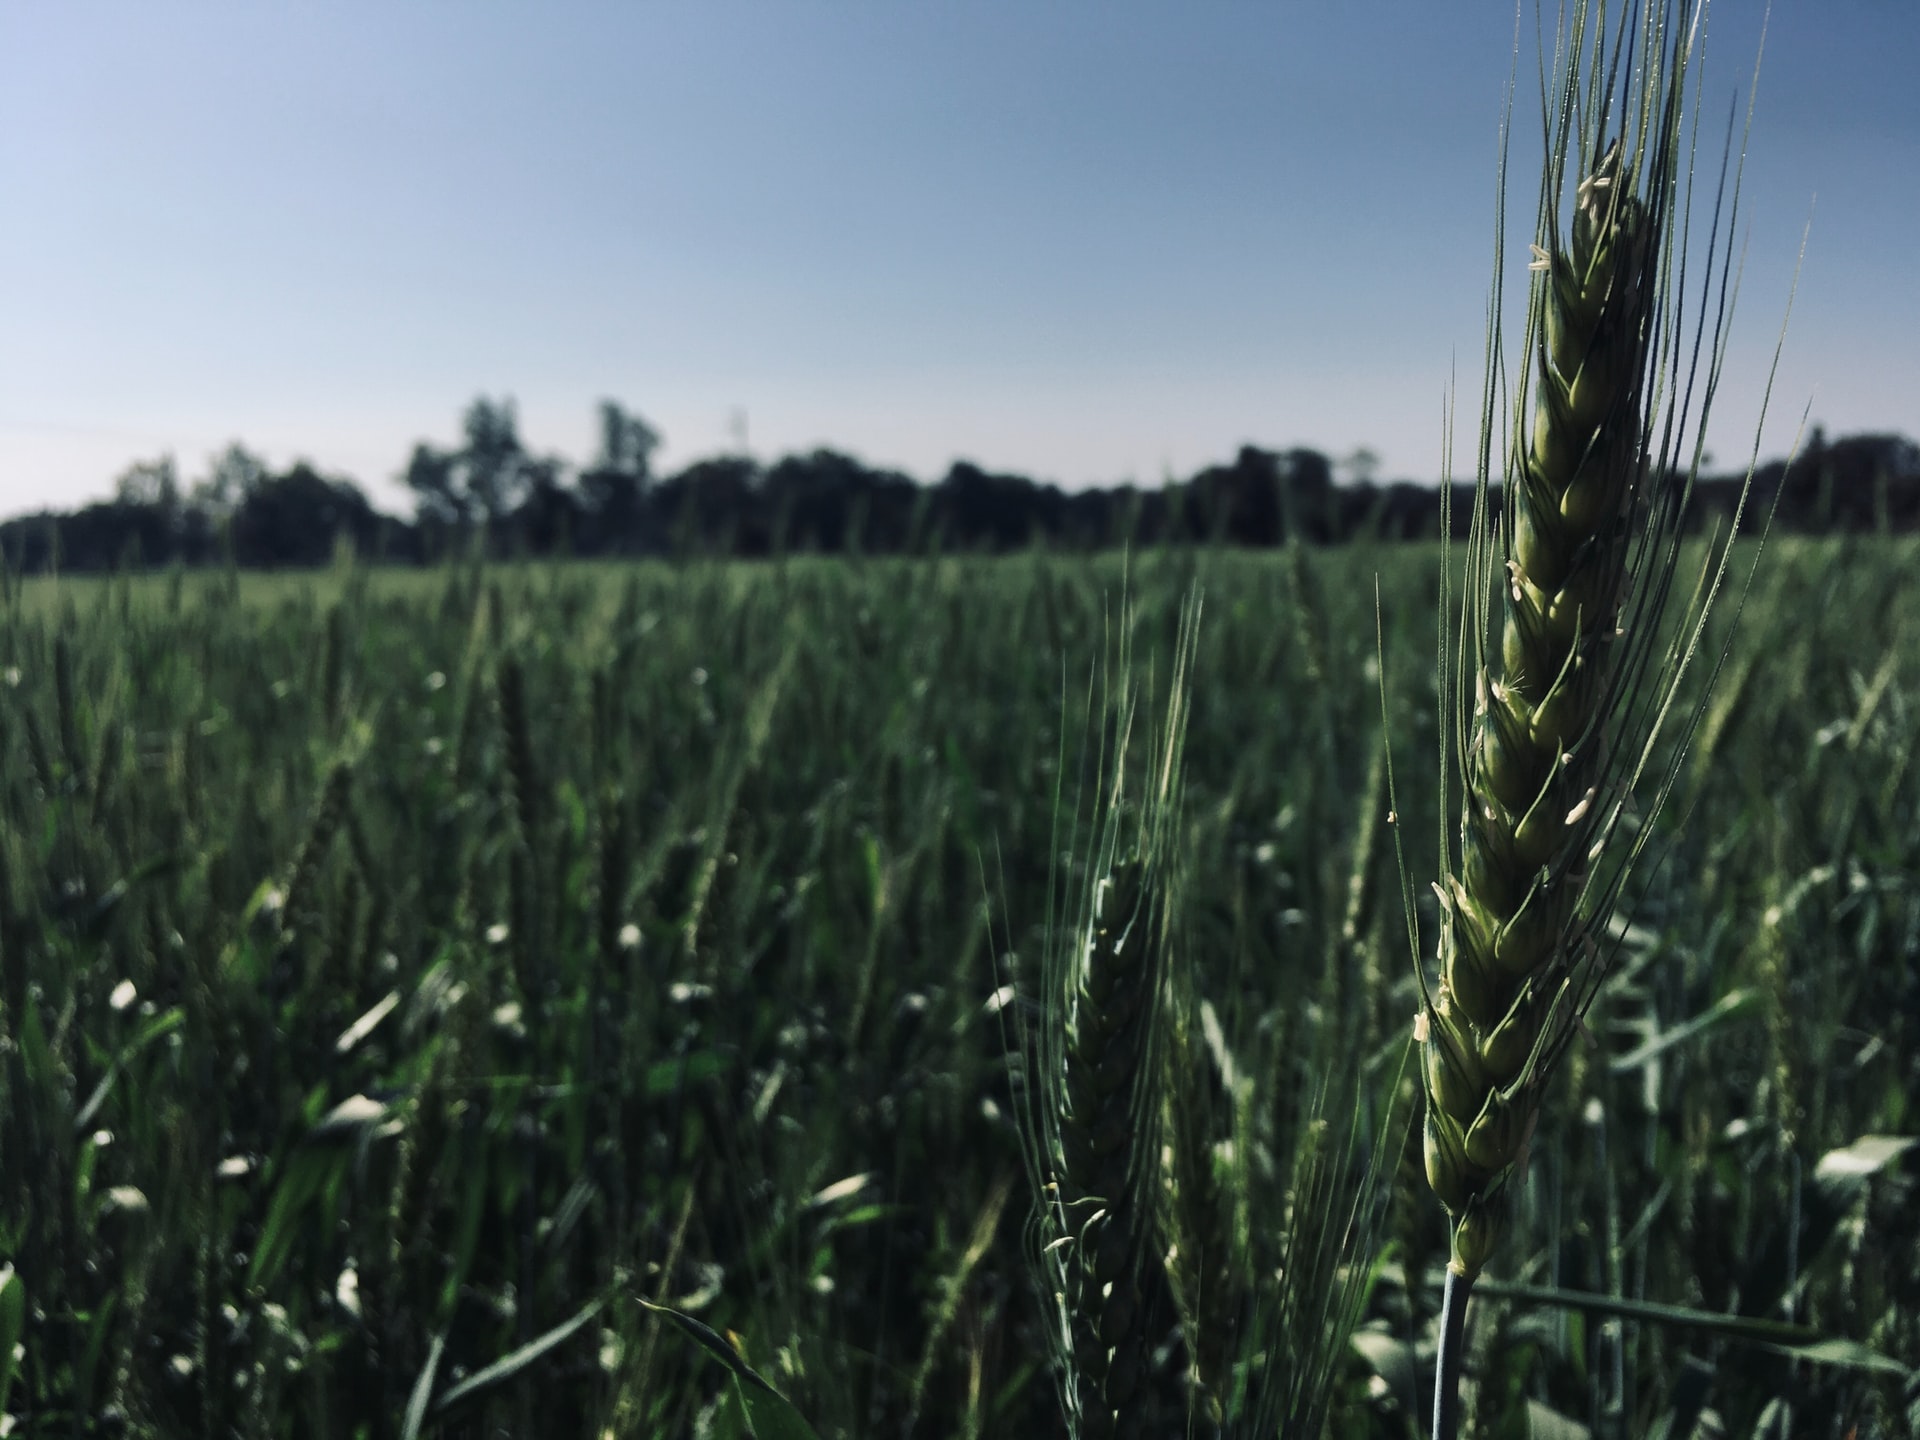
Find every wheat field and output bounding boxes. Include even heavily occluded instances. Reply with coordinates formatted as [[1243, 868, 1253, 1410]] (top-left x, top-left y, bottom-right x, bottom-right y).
[[0, 541, 1912, 1438]]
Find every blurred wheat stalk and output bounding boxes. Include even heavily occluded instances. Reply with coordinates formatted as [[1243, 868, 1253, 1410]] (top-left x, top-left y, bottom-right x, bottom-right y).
[[1021, 591, 1198, 1440]]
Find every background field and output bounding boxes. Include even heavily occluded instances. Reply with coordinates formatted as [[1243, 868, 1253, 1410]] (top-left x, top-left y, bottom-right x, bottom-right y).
[[1, 541, 1914, 1437]]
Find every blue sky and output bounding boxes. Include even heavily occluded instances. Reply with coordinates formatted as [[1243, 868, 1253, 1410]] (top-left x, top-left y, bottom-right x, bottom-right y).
[[1, 1, 1912, 517]]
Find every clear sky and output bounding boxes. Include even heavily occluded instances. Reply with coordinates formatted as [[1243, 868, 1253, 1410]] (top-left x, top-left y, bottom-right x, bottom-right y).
[[1, 1, 1912, 518]]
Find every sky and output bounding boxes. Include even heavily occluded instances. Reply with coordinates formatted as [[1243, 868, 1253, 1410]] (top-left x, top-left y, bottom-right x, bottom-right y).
[[1, 1, 1913, 519]]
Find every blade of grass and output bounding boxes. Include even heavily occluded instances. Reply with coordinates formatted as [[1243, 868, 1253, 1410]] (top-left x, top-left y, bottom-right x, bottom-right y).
[[637, 1298, 823, 1440], [1473, 1279, 1913, 1376], [433, 1297, 606, 1414]]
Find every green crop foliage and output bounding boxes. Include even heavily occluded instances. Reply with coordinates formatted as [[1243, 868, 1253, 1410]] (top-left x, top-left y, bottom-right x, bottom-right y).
[[0, 541, 1913, 1437]]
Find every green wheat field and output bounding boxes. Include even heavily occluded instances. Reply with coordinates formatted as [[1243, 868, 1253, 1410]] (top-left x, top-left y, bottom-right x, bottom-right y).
[[1, 541, 1914, 1437]]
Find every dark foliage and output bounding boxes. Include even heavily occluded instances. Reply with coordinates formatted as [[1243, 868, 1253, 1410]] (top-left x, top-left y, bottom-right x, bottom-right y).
[[4, 402, 1915, 575]]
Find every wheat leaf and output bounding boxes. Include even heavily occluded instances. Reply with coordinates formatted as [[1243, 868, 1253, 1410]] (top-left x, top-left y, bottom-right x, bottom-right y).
[[432, 1297, 604, 1414]]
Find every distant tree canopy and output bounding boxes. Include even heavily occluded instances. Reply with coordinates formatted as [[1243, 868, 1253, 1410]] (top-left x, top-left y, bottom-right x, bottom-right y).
[[231, 464, 392, 567], [403, 396, 573, 554], [3, 403, 1915, 574], [576, 401, 661, 555], [3, 447, 408, 573]]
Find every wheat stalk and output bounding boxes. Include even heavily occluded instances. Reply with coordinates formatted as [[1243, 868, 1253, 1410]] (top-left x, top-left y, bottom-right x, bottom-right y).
[[1021, 587, 1200, 1440], [1429, 0, 1677, 1288], [1058, 854, 1163, 1438], [1158, 992, 1239, 1428], [1418, 0, 1775, 1430]]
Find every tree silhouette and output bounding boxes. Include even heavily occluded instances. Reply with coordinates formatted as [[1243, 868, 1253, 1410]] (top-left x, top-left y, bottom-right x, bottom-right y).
[[576, 401, 661, 553], [934, 461, 1043, 550], [403, 442, 467, 530], [509, 454, 579, 556], [2, 411, 1913, 576], [403, 396, 571, 555], [231, 463, 386, 566], [762, 449, 917, 553], [651, 455, 762, 554], [113, 454, 181, 511], [191, 443, 270, 518], [458, 397, 530, 524]]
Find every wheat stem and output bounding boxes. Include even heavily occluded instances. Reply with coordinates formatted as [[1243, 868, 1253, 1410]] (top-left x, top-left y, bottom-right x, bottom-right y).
[[1024, 586, 1201, 1440], [1432, 1268, 1473, 1440], [1421, 3, 1766, 1424]]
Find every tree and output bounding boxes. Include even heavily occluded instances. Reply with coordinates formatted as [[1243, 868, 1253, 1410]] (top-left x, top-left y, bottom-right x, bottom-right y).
[[113, 454, 181, 510], [594, 399, 660, 478], [231, 463, 384, 566], [403, 442, 466, 528], [1185, 447, 1284, 545], [1338, 446, 1382, 490], [458, 396, 529, 523], [509, 454, 579, 555], [652, 455, 761, 553], [190, 443, 270, 516], [933, 461, 1042, 551], [577, 401, 661, 553], [761, 449, 917, 553], [401, 395, 567, 553]]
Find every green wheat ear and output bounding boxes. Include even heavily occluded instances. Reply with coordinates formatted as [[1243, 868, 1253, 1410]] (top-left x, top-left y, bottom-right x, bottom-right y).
[[1420, 0, 1773, 1289], [1424, 133, 1662, 1282], [1022, 586, 1200, 1440]]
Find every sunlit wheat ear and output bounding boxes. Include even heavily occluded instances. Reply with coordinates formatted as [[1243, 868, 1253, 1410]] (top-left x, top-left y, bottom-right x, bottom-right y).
[[1424, 132, 1660, 1282], [1420, 0, 1764, 1289]]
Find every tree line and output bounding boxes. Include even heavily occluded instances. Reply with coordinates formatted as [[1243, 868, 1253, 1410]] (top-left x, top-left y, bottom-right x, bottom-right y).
[[3, 397, 1915, 572]]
